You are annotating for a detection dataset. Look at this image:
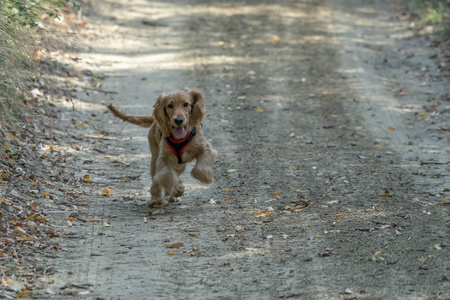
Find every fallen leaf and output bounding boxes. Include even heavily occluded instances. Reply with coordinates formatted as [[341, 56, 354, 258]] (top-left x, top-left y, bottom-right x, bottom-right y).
[[87, 219, 101, 223], [253, 211, 272, 217], [441, 199, 450, 203], [16, 291, 28, 297], [419, 257, 426, 263], [273, 191, 283, 194], [256, 108, 264, 112], [30, 201, 38, 210], [401, 91, 408, 96], [221, 188, 234, 192], [373, 250, 382, 259], [296, 190, 307, 193], [234, 225, 244, 231], [253, 212, 265, 217], [102, 187, 111, 197], [221, 200, 234, 204], [375, 144, 383, 148], [14, 227, 26, 236], [386, 126, 396, 131], [273, 35, 280, 41], [16, 236, 36, 241], [66, 217, 75, 221], [445, 217, 450, 221], [166, 242, 184, 248], [83, 174, 93, 183], [378, 191, 393, 197], [167, 251, 176, 255], [188, 233, 198, 237], [76, 124, 86, 129], [335, 216, 344, 219], [42, 192, 50, 196], [103, 221, 110, 227]]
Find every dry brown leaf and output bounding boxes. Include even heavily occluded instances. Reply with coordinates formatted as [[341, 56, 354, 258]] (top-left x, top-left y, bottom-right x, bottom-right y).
[[253, 212, 265, 217], [66, 217, 75, 221], [83, 174, 93, 183], [16, 236, 36, 241], [14, 227, 26, 236], [102, 187, 111, 197], [253, 211, 272, 217], [441, 199, 450, 203], [386, 126, 396, 131], [373, 251, 382, 259], [296, 190, 306, 193], [335, 216, 344, 219], [30, 201, 38, 210], [188, 233, 198, 237], [87, 219, 101, 223], [221, 188, 234, 192], [16, 291, 28, 298], [167, 251, 176, 255], [273, 191, 283, 194], [165, 242, 184, 248]]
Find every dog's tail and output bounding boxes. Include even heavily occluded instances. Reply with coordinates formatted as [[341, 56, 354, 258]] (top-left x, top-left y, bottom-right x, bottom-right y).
[[106, 104, 155, 128]]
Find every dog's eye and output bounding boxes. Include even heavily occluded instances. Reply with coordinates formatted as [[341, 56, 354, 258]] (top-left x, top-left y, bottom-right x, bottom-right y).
[[183, 103, 189, 107], [168, 104, 173, 109]]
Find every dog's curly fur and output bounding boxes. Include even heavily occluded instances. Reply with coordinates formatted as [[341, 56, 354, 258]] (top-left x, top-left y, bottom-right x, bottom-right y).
[[107, 88, 217, 207]]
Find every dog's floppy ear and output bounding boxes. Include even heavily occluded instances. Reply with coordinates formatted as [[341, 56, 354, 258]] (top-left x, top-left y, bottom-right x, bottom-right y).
[[186, 88, 205, 127], [153, 94, 171, 137]]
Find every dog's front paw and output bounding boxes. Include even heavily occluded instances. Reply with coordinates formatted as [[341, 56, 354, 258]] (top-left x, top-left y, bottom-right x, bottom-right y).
[[148, 197, 165, 207], [169, 196, 181, 203], [172, 184, 185, 198], [191, 167, 213, 184]]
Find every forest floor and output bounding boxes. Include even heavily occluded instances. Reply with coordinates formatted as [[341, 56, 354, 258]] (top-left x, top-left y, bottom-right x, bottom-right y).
[[1, 0, 449, 299]]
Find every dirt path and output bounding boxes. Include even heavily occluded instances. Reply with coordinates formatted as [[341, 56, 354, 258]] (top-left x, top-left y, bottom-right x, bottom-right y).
[[31, 0, 449, 298]]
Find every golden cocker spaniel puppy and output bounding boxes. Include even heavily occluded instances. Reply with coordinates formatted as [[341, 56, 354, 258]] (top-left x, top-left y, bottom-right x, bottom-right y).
[[107, 88, 217, 207]]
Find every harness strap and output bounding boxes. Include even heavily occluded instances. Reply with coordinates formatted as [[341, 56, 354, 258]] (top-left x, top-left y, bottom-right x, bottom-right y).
[[165, 127, 196, 164]]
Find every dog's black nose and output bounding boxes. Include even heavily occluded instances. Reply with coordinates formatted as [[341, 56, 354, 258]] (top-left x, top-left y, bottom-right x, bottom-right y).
[[174, 118, 184, 126]]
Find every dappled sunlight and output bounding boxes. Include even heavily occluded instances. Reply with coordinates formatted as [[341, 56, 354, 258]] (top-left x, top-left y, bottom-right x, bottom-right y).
[[336, 67, 366, 74]]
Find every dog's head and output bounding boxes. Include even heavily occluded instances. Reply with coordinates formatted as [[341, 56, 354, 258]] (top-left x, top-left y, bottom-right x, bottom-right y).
[[153, 88, 205, 140]]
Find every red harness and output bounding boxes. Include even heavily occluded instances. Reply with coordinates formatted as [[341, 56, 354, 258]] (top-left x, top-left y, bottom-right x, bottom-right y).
[[165, 127, 196, 164]]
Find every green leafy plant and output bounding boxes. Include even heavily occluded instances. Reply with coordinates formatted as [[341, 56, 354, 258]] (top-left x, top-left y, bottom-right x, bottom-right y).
[[414, 0, 450, 36], [1, 0, 80, 27]]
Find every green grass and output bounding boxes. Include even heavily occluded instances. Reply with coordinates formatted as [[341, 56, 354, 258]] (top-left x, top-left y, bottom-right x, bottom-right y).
[[415, 0, 450, 36]]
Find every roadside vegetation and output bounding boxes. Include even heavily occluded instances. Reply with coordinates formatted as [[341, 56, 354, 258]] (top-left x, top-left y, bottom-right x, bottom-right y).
[[409, 0, 450, 37], [0, 1, 79, 165]]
